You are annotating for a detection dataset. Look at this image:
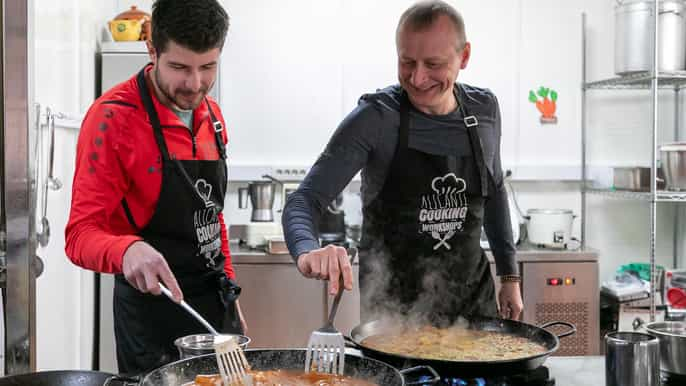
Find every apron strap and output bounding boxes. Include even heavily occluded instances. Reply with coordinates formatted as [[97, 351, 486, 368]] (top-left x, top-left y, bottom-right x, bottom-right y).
[[121, 67, 170, 230], [121, 198, 140, 230], [205, 99, 227, 160], [398, 86, 490, 197], [136, 67, 171, 162], [455, 85, 489, 198]]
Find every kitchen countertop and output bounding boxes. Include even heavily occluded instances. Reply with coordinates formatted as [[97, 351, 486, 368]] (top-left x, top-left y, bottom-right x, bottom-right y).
[[229, 241, 598, 264], [546, 355, 605, 386]]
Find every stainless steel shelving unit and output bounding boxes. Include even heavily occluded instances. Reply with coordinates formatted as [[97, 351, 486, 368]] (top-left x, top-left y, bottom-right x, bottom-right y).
[[581, 2, 679, 321]]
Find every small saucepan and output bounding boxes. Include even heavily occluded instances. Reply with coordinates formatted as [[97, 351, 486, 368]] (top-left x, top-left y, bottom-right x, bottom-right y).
[[174, 333, 250, 359]]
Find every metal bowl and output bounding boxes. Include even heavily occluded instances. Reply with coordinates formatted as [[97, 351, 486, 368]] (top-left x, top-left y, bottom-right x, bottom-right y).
[[174, 333, 250, 359], [645, 321, 686, 375]]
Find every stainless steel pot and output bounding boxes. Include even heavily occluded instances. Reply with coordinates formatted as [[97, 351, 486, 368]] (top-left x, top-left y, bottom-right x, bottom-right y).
[[615, 0, 686, 75], [660, 142, 686, 190], [174, 333, 250, 359], [605, 331, 660, 386], [645, 321, 686, 375]]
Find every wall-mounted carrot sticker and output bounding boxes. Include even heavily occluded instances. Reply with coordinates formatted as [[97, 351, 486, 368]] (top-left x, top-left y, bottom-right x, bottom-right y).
[[529, 86, 558, 124]]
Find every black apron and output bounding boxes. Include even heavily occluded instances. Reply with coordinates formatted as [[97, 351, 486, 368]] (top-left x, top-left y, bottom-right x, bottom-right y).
[[113, 68, 240, 375], [359, 87, 498, 325]]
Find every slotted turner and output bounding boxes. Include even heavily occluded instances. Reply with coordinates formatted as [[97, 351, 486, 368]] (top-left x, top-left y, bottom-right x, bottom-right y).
[[159, 283, 252, 385], [305, 248, 358, 374], [214, 335, 252, 386]]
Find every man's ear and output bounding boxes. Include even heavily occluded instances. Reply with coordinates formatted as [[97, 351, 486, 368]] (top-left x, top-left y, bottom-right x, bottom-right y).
[[460, 42, 471, 70], [146, 40, 157, 64]]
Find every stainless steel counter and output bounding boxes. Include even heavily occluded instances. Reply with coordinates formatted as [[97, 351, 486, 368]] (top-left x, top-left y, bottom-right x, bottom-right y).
[[231, 241, 601, 355], [547, 355, 605, 385], [229, 241, 599, 264]]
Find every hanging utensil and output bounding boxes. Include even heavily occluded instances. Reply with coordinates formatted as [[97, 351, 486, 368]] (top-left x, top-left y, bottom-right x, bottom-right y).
[[47, 109, 62, 191], [36, 106, 51, 247]]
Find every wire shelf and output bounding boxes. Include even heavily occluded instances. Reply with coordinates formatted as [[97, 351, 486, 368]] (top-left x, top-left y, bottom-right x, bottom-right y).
[[586, 188, 686, 202], [584, 71, 686, 90]]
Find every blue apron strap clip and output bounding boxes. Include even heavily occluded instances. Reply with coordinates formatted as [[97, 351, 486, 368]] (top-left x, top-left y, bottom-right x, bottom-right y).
[[464, 115, 478, 127]]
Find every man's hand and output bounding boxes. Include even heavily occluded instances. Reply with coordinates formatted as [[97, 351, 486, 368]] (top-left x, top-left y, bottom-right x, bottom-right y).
[[235, 299, 248, 334], [122, 241, 183, 302], [498, 281, 523, 320], [296, 245, 353, 295]]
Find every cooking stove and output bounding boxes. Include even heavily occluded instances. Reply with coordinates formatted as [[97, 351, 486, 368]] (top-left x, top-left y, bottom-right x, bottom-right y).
[[414, 366, 554, 386]]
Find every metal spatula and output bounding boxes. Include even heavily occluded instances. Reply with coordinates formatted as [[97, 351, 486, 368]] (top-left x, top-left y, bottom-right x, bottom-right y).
[[159, 283, 252, 385], [305, 248, 357, 375], [214, 335, 252, 386], [158, 283, 219, 335]]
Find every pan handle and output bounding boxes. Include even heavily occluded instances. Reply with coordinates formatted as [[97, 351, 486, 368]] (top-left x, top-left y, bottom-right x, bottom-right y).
[[344, 335, 359, 348], [104, 375, 139, 386], [400, 365, 441, 385], [539, 321, 576, 339]]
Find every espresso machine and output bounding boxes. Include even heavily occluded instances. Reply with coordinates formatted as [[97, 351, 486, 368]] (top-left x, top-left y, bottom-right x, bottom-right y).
[[238, 179, 282, 248]]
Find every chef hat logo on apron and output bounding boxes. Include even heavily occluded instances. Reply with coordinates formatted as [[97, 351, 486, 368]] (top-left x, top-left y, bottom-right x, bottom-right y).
[[419, 173, 470, 250], [194, 178, 215, 208], [430, 172, 466, 195]]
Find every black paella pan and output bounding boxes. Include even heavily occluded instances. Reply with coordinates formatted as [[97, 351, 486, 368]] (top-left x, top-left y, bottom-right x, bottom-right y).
[[348, 316, 576, 377]]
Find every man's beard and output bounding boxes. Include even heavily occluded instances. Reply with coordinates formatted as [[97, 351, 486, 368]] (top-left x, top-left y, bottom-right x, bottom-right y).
[[154, 67, 209, 110]]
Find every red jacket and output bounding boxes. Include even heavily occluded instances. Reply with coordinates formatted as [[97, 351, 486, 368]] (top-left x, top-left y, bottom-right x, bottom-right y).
[[65, 65, 234, 279]]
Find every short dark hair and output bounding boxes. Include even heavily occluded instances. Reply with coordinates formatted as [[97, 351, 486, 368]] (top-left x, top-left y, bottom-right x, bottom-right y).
[[151, 0, 230, 54], [396, 0, 466, 50]]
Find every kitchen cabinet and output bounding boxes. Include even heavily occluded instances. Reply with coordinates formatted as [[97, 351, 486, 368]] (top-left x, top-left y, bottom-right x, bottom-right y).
[[234, 262, 325, 348], [233, 249, 360, 349]]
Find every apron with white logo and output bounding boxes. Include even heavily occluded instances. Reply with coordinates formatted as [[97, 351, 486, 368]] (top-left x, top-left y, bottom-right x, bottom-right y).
[[359, 88, 497, 324], [112, 68, 235, 374]]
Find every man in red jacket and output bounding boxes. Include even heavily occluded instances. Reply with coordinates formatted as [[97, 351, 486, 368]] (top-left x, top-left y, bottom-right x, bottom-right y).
[[65, 0, 246, 374]]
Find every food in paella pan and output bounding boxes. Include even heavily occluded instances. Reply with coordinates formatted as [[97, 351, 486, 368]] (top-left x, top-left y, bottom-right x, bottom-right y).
[[361, 325, 547, 361], [187, 370, 378, 385]]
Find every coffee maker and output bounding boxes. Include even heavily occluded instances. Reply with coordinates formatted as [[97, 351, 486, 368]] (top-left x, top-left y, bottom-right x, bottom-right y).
[[238, 181, 276, 222], [238, 179, 282, 248]]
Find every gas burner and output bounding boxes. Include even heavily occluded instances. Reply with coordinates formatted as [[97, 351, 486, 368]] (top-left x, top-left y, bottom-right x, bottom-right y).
[[661, 371, 686, 386], [416, 366, 554, 386]]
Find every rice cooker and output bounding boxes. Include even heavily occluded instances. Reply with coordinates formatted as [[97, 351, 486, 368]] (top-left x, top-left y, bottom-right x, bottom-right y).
[[525, 209, 576, 248]]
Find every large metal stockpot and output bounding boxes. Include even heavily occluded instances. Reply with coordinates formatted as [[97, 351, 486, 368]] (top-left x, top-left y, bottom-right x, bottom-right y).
[[645, 321, 686, 375], [615, 0, 686, 74], [605, 331, 660, 386]]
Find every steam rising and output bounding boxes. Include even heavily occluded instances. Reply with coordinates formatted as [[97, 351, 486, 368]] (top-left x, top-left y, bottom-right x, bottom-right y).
[[359, 245, 492, 329]]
